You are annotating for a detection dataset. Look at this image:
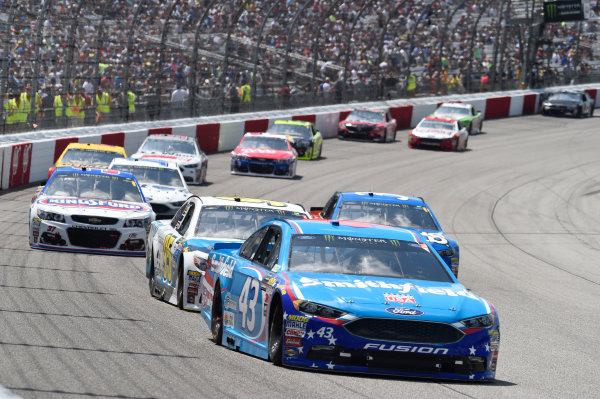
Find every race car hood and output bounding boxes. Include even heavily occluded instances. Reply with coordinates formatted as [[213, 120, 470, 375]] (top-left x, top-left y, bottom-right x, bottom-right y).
[[412, 127, 455, 138], [433, 112, 467, 120], [36, 196, 152, 216], [343, 121, 380, 128], [545, 99, 579, 106], [286, 273, 487, 321], [233, 147, 294, 160], [132, 152, 200, 165], [140, 184, 190, 203]]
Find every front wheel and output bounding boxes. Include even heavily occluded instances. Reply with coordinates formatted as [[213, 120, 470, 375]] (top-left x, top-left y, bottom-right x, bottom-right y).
[[211, 284, 223, 345], [269, 302, 283, 366], [148, 252, 157, 297]]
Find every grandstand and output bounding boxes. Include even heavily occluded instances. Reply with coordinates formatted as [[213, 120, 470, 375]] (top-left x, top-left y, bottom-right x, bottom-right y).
[[1, 0, 599, 134]]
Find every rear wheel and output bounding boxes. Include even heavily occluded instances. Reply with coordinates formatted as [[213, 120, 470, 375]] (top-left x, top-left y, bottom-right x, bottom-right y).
[[269, 302, 283, 366], [148, 251, 157, 297], [211, 283, 223, 345], [575, 107, 582, 118]]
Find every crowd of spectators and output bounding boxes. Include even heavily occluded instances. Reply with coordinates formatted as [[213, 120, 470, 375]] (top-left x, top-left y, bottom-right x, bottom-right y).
[[2, 0, 600, 133]]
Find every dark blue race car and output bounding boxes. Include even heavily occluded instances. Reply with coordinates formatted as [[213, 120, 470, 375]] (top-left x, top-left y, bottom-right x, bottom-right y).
[[311, 192, 460, 276], [199, 219, 499, 380]]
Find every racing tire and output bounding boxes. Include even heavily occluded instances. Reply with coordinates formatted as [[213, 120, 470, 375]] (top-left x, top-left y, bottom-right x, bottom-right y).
[[317, 144, 322, 159], [468, 124, 472, 135], [392, 130, 397, 142], [575, 107, 582, 118], [176, 260, 184, 310], [478, 121, 483, 134], [211, 283, 223, 345], [269, 301, 284, 366], [589, 107, 594, 117], [201, 165, 208, 185], [148, 257, 157, 298]]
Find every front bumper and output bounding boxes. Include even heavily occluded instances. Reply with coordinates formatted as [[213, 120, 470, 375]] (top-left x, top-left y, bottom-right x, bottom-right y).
[[30, 218, 148, 256], [409, 135, 456, 151], [231, 158, 295, 178], [281, 313, 499, 380], [542, 105, 578, 116], [338, 126, 385, 141]]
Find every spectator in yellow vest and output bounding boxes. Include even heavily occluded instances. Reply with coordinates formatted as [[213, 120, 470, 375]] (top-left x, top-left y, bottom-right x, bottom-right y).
[[54, 84, 66, 128], [20, 85, 42, 123], [66, 89, 85, 127], [407, 73, 416, 97], [127, 90, 136, 121], [95, 87, 111, 124], [3, 92, 18, 133]]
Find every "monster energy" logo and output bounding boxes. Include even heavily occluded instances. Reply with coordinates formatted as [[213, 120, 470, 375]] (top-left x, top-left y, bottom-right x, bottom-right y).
[[546, 3, 557, 19], [323, 235, 334, 242]]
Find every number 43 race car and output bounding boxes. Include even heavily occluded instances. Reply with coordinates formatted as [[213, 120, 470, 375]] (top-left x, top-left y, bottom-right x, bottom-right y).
[[199, 219, 499, 380]]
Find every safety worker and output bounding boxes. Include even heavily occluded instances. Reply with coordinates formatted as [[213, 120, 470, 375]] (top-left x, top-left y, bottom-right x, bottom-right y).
[[239, 81, 251, 110], [407, 72, 416, 97], [127, 89, 136, 121], [3, 91, 18, 133], [95, 87, 111, 124], [66, 88, 85, 127], [20, 85, 42, 124], [13, 88, 28, 128], [54, 84, 65, 128]]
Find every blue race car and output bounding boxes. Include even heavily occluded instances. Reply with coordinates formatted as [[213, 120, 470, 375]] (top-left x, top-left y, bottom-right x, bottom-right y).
[[199, 219, 499, 380], [311, 192, 460, 276]]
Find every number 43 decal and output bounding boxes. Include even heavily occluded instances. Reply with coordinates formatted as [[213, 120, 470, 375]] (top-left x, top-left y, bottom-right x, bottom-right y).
[[239, 278, 260, 331]]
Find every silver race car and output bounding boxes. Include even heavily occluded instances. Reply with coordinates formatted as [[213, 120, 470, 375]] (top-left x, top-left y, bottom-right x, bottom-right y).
[[30, 167, 155, 256]]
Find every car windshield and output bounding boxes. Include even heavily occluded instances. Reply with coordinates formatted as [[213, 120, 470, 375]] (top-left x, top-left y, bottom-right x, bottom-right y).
[[550, 93, 581, 101], [111, 164, 184, 188], [345, 110, 385, 123], [418, 120, 455, 130], [436, 105, 469, 116], [45, 172, 144, 202], [240, 136, 289, 151], [288, 234, 452, 281], [195, 205, 305, 239], [337, 201, 439, 230], [140, 138, 197, 155], [60, 148, 124, 166], [267, 123, 312, 138]]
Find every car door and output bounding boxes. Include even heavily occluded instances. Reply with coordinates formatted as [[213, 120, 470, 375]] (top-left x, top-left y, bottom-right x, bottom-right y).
[[230, 225, 282, 347]]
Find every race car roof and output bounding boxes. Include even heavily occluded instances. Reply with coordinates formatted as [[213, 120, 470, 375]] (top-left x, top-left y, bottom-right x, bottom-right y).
[[62, 142, 127, 154], [144, 134, 195, 142], [51, 166, 137, 180], [337, 192, 427, 206], [273, 119, 312, 127], [437, 102, 470, 109], [285, 218, 421, 241], [110, 157, 177, 169], [422, 116, 457, 123], [196, 196, 308, 215]]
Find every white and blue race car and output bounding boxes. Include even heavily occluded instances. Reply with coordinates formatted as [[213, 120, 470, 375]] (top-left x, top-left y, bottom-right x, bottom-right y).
[[29, 167, 155, 256], [146, 196, 309, 311], [109, 158, 192, 220]]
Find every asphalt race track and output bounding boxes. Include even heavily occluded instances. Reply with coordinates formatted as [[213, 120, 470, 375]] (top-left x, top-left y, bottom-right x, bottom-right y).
[[1, 114, 599, 399]]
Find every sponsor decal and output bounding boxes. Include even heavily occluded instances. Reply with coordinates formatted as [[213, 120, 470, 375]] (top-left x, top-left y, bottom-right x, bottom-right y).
[[285, 348, 298, 358], [385, 307, 424, 316], [383, 293, 416, 304], [286, 314, 309, 322], [420, 232, 449, 245], [363, 343, 448, 354], [285, 328, 305, 338], [187, 270, 202, 282], [188, 282, 198, 288], [285, 320, 308, 330], [285, 337, 303, 347], [224, 311, 235, 328], [298, 277, 478, 299], [187, 287, 198, 296], [41, 198, 146, 211], [224, 292, 238, 311], [187, 294, 195, 304], [489, 329, 500, 351], [210, 254, 236, 279]]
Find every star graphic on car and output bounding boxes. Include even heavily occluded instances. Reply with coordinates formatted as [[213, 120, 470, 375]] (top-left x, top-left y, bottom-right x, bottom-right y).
[[328, 336, 337, 345], [283, 311, 288, 320], [485, 343, 490, 352], [469, 346, 476, 355], [306, 329, 315, 339], [327, 361, 335, 369]]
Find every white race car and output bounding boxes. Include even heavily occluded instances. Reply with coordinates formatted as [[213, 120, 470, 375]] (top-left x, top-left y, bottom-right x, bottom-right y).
[[29, 167, 156, 256], [131, 134, 208, 185], [408, 116, 469, 152], [146, 196, 309, 311], [109, 158, 192, 220]]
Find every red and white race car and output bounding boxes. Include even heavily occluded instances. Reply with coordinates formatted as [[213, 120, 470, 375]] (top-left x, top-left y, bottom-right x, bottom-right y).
[[338, 108, 397, 142], [230, 133, 298, 178], [408, 116, 468, 151]]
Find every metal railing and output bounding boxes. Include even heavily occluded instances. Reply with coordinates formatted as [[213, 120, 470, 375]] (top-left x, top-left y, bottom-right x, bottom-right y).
[[1, 0, 599, 134]]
